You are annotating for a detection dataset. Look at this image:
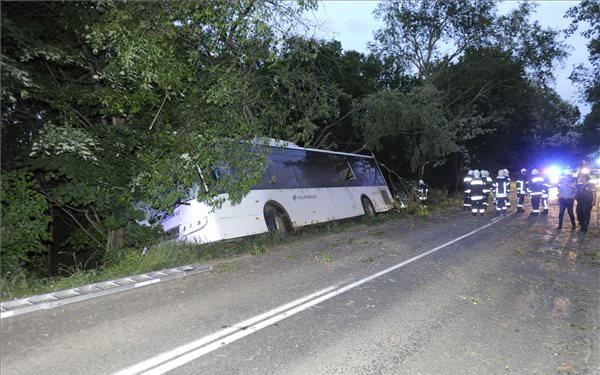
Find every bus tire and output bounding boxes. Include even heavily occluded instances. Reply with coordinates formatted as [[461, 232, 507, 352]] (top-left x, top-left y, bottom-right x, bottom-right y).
[[362, 197, 376, 218], [264, 204, 292, 234]]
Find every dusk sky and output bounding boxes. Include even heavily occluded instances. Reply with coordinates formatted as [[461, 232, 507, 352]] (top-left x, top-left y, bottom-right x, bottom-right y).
[[303, 1, 591, 117]]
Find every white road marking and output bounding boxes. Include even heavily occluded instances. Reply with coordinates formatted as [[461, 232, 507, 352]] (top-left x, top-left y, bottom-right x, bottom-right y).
[[115, 217, 505, 375]]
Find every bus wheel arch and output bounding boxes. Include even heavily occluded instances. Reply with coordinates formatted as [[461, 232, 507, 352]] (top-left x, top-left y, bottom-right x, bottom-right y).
[[264, 201, 293, 234], [361, 195, 376, 218]]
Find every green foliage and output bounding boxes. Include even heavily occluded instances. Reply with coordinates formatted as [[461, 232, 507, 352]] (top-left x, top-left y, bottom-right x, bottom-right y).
[[567, 0, 600, 157], [373, 0, 497, 84], [357, 85, 456, 176], [0, 170, 51, 271], [494, 2, 568, 86], [369, 0, 571, 177], [29, 124, 101, 161], [1, 1, 327, 273]]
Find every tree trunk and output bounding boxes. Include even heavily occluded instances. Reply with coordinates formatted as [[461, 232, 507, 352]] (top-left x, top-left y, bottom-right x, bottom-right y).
[[454, 154, 464, 193], [417, 160, 427, 180], [106, 228, 125, 250]]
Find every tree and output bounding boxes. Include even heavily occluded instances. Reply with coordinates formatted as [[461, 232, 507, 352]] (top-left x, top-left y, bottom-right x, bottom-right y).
[[1, 1, 325, 272], [567, 0, 600, 158], [369, 0, 570, 186], [372, 0, 497, 85], [356, 85, 456, 178]]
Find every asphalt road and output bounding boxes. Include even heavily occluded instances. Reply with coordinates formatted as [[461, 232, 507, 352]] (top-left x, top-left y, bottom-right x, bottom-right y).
[[2, 200, 598, 375]]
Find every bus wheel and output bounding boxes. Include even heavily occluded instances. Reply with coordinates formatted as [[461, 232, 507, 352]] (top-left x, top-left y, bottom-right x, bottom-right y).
[[264, 205, 290, 234], [362, 197, 376, 218]]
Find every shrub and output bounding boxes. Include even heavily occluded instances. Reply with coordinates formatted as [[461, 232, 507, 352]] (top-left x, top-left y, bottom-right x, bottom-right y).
[[1, 170, 52, 272]]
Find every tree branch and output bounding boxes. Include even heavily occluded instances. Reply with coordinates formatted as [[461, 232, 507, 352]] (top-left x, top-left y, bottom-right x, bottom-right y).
[[149, 93, 168, 130], [40, 191, 105, 248]]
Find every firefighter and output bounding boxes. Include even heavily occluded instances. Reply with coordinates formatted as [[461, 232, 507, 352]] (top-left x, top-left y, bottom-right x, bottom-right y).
[[503, 169, 512, 210], [540, 171, 550, 215], [470, 170, 486, 216], [418, 180, 428, 206], [516, 168, 528, 212], [463, 170, 474, 211], [527, 169, 544, 216], [481, 170, 493, 210], [494, 169, 509, 216]]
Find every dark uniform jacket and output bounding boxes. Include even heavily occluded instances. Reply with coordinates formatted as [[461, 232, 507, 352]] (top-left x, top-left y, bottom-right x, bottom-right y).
[[527, 176, 544, 196], [494, 176, 509, 197]]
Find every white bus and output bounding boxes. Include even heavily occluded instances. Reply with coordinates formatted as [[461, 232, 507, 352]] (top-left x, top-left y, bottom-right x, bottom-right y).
[[160, 140, 394, 243]]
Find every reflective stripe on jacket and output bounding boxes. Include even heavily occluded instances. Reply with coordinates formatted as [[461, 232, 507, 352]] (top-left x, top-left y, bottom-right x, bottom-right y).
[[469, 178, 484, 199], [494, 176, 509, 198]]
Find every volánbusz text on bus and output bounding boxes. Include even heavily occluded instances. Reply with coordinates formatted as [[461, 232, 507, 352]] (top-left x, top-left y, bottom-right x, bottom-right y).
[[160, 139, 394, 244]]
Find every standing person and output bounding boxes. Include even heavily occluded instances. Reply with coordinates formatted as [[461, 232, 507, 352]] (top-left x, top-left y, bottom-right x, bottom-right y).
[[503, 169, 512, 210], [527, 169, 544, 216], [516, 168, 528, 212], [540, 172, 550, 215], [575, 174, 597, 233], [469, 170, 485, 216], [463, 170, 474, 211], [557, 174, 577, 230], [494, 169, 509, 216], [481, 170, 493, 211], [418, 180, 428, 207]]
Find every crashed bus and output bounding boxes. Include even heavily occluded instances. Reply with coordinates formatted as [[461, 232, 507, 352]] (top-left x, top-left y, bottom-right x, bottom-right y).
[[160, 140, 394, 243]]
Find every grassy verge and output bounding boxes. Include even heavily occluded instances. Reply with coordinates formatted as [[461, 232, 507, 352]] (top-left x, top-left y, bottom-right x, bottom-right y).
[[0, 191, 459, 302]]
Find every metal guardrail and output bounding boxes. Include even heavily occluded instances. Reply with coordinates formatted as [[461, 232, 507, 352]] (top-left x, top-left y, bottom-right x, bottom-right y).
[[0, 263, 212, 320]]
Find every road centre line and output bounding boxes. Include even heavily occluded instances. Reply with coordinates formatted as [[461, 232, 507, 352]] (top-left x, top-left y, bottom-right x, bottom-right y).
[[115, 216, 505, 375], [113, 286, 336, 375]]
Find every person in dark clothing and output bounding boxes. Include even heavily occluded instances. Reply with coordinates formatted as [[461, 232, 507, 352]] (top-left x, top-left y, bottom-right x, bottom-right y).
[[516, 168, 528, 213], [470, 170, 485, 216], [418, 180, 428, 206], [527, 169, 544, 216], [481, 170, 492, 211], [557, 174, 577, 230], [575, 174, 597, 233], [540, 173, 550, 215], [493, 169, 510, 216], [503, 169, 512, 210], [463, 170, 474, 211]]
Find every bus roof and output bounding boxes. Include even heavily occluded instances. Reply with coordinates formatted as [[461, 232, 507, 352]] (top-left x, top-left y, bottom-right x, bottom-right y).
[[260, 138, 374, 159]]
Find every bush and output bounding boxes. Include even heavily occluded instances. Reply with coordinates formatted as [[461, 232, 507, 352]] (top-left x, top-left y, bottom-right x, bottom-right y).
[[1, 170, 52, 272]]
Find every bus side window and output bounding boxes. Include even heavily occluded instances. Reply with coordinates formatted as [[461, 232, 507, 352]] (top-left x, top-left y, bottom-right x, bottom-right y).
[[333, 157, 356, 182], [270, 156, 300, 189]]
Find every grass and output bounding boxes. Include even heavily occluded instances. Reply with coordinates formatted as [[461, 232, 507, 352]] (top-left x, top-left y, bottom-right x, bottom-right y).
[[513, 248, 526, 257], [0, 191, 462, 302], [584, 251, 600, 266], [215, 261, 240, 273], [569, 322, 585, 332]]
